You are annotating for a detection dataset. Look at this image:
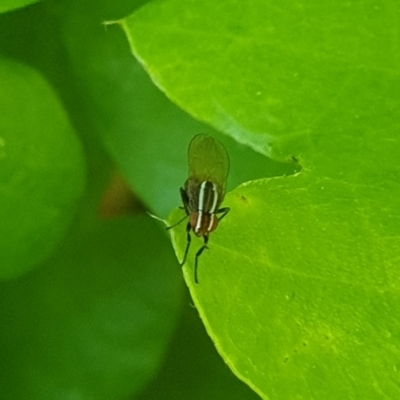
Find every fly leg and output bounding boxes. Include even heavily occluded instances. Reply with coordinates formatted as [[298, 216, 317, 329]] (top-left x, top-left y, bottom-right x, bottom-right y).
[[194, 235, 209, 284], [180, 222, 192, 267], [166, 214, 188, 230], [166, 187, 189, 230], [216, 207, 230, 221]]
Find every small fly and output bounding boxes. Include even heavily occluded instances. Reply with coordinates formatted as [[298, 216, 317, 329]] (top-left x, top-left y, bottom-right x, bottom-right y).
[[168, 134, 230, 283]]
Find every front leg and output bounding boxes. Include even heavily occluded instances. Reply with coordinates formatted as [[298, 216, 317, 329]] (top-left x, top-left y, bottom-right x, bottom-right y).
[[180, 187, 190, 215], [180, 221, 192, 267], [166, 188, 190, 230], [216, 207, 230, 221]]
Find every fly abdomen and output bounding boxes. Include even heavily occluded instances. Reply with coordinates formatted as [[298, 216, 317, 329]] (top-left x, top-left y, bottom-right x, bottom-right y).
[[190, 210, 219, 237]]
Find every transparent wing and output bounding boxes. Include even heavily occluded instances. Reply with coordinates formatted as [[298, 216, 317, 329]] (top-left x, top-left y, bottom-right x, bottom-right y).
[[187, 134, 229, 193]]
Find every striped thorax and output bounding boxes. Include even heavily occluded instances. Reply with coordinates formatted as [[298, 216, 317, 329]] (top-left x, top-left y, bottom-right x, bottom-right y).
[[185, 180, 221, 237]]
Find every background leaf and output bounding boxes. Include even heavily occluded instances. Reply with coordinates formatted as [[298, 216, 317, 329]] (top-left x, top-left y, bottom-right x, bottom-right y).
[[0, 0, 41, 14], [0, 212, 183, 399], [0, 58, 85, 280]]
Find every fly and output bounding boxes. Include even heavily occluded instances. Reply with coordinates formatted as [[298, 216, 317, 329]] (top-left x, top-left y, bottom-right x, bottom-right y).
[[168, 134, 230, 283]]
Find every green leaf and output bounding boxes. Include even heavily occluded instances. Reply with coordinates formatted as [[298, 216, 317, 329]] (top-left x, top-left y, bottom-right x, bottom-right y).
[[0, 58, 85, 280], [137, 290, 261, 400], [123, 1, 400, 399], [0, 0, 41, 14]]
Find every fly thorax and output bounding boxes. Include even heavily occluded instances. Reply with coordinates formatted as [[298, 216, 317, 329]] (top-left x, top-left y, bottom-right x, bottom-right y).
[[197, 181, 219, 214], [187, 180, 220, 236]]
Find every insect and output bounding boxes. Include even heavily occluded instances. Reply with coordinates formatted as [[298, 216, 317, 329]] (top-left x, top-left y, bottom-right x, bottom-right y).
[[168, 134, 230, 283]]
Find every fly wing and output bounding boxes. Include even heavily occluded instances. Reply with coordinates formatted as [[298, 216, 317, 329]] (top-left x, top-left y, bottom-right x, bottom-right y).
[[187, 134, 230, 196]]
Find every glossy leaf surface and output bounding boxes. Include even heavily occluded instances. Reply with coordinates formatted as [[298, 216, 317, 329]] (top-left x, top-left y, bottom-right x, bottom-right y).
[[124, 1, 400, 398]]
